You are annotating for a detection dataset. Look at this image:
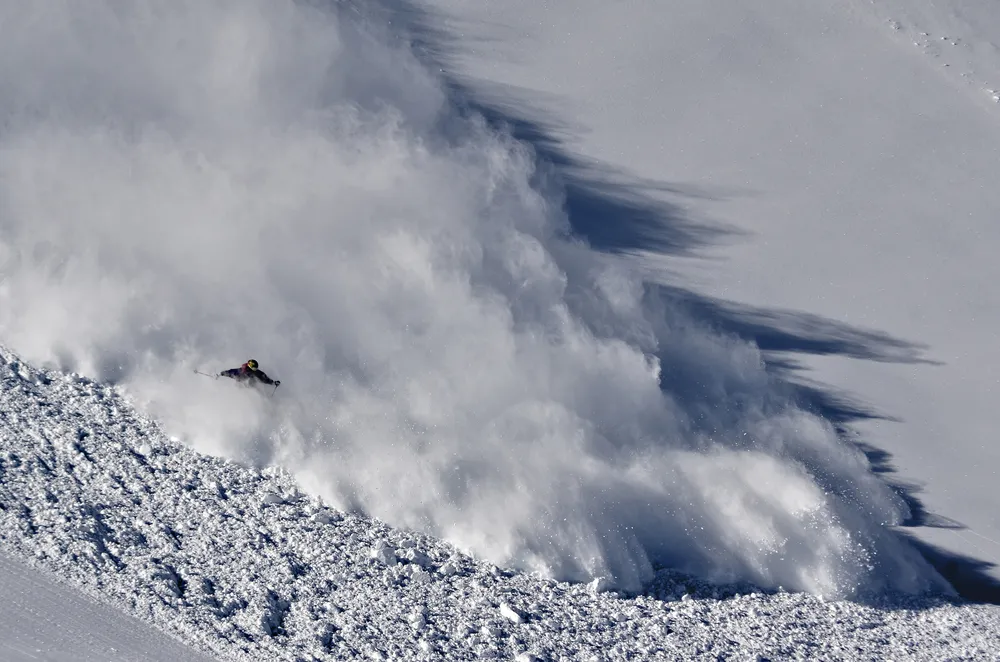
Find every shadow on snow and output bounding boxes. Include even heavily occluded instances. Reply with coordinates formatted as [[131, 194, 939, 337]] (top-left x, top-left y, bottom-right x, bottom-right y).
[[377, 0, 1000, 605]]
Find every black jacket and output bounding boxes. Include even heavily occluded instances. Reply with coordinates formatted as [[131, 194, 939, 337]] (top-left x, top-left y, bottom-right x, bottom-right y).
[[220, 363, 277, 385]]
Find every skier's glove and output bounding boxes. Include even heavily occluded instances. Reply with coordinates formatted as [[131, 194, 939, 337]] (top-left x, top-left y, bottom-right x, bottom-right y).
[[275, 380, 281, 386]]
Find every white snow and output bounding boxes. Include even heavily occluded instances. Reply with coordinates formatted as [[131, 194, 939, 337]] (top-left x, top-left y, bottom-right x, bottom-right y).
[[0, 0, 966, 600], [0, 551, 216, 662], [1, 342, 999, 659], [418, 0, 1000, 589], [0, 0, 999, 658]]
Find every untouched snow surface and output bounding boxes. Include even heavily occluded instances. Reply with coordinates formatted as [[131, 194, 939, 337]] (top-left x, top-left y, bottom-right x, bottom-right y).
[[0, 552, 216, 662], [2, 346, 1000, 660]]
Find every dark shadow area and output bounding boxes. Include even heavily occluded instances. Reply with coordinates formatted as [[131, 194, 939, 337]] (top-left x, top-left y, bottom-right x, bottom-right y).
[[371, 0, 1000, 605], [905, 535, 1000, 603], [378, 0, 745, 259], [454, 90, 745, 257], [661, 286, 940, 365]]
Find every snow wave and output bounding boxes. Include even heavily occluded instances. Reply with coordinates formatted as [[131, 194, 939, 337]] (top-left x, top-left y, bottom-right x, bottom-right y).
[[0, 0, 945, 595]]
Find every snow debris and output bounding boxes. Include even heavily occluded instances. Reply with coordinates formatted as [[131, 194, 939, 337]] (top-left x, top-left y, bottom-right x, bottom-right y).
[[480, 623, 502, 639], [1, 347, 999, 661], [437, 560, 460, 577], [371, 540, 398, 566], [310, 510, 339, 525], [499, 602, 524, 624], [408, 607, 427, 631], [399, 547, 431, 568], [262, 493, 285, 505], [589, 576, 613, 595], [406, 566, 432, 585]]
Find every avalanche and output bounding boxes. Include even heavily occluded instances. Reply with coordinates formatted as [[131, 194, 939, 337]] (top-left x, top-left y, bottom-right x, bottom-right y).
[[0, 0, 959, 600], [1, 0, 1000, 659], [1, 346, 999, 661]]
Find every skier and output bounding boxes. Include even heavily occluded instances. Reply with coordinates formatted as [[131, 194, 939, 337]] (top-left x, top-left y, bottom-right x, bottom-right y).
[[219, 359, 281, 387]]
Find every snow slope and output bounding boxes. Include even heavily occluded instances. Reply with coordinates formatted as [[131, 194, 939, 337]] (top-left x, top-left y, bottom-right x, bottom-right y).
[[0, 0, 967, 602], [4, 0, 1000, 657], [0, 551, 216, 662], [414, 0, 1000, 590], [2, 346, 1000, 660]]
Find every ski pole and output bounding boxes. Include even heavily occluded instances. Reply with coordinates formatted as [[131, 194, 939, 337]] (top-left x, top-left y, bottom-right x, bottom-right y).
[[270, 383, 279, 397], [194, 370, 218, 379]]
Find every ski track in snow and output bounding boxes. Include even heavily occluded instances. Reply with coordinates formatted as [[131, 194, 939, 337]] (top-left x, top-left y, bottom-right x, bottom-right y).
[[2, 346, 999, 661], [863, 1, 1000, 108]]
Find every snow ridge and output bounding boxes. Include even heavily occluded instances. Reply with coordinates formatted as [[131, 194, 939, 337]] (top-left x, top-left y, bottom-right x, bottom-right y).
[[3, 347, 1000, 661]]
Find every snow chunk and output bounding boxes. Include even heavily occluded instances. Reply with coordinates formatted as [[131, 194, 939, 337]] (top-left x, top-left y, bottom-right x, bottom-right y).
[[370, 541, 397, 566], [311, 510, 340, 525], [500, 602, 524, 624], [409, 607, 427, 631], [407, 566, 432, 585], [480, 623, 502, 639], [262, 493, 285, 505], [589, 576, 613, 595], [437, 560, 460, 577], [399, 547, 431, 568]]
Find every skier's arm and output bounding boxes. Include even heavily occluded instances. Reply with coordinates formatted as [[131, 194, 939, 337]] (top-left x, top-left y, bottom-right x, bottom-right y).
[[254, 370, 276, 385], [219, 368, 240, 378]]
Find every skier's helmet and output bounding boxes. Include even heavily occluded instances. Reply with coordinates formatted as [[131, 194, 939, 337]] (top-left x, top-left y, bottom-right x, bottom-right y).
[[247, 359, 259, 370]]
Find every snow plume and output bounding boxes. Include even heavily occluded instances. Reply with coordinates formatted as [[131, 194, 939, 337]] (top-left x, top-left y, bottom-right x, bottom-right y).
[[0, 0, 945, 596]]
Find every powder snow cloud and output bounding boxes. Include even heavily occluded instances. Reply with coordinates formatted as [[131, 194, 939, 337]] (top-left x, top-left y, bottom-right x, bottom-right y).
[[0, 0, 946, 596]]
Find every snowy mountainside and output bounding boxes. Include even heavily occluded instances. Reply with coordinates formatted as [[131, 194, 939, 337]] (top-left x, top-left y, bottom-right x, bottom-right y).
[[415, 0, 1000, 590], [0, 0, 969, 601], [3, 347, 1000, 661]]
